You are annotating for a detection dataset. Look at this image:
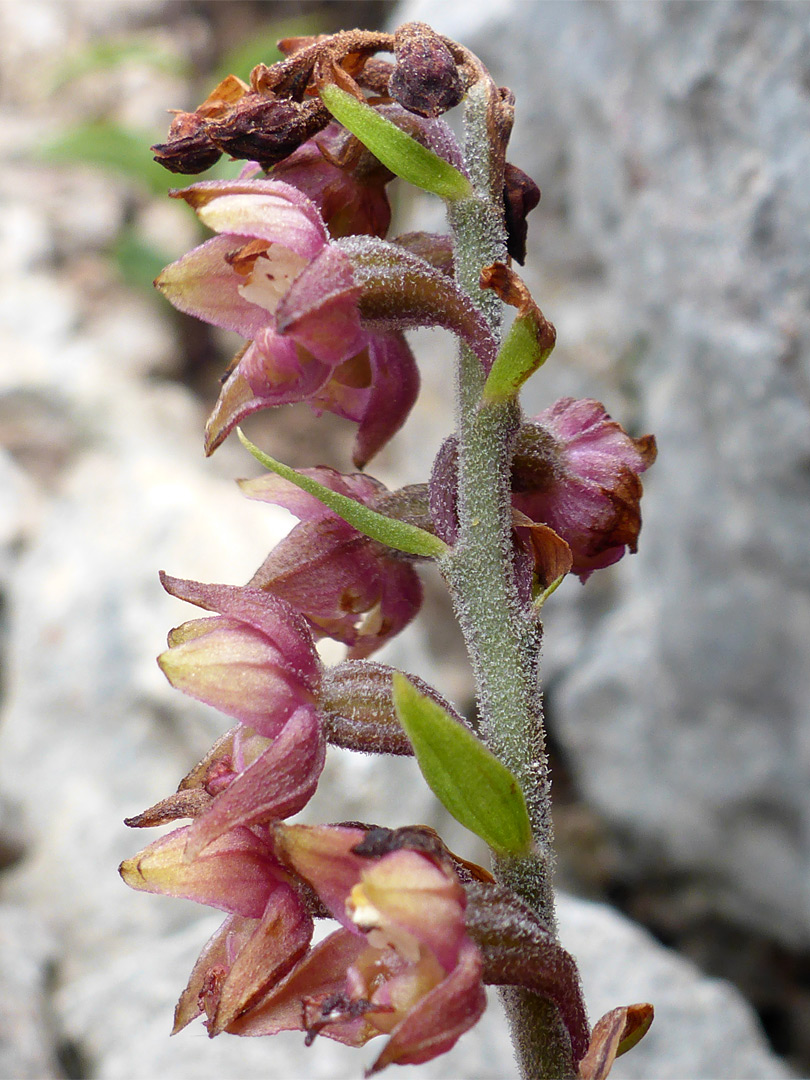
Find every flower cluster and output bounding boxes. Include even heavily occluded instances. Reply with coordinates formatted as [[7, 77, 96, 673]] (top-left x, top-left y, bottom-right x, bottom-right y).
[[123, 22, 655, 1077]]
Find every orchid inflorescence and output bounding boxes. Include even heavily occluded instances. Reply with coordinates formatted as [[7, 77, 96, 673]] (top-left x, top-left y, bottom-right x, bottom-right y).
[[121, 24, 656, 1079]]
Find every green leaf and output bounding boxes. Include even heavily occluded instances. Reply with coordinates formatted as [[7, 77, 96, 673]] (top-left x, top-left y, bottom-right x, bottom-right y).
[[392, 672, 533, 855], [319, 84, 472, 202], [237, 429, 449, 559], [482, 313, 554, 403]]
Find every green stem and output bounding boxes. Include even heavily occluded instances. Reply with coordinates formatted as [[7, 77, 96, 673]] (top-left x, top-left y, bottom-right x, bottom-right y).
[[439, 81, 575, 1080]]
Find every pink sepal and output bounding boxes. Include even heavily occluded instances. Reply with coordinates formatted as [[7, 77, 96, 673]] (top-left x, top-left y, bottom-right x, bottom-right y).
[[160, 574, 320, 690], [171, 178, 328, 258], [183, 706, 326, 859], [173, 885, 314, 1036], [119, 825, 283, 918], [227, 927, 372, 1044], [367, 940, 486, 1073], [155, 234, 274, 337], [239, 467, 384, 522]]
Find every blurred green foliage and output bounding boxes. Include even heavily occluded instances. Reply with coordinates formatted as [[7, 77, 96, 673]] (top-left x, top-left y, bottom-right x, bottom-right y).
[[213, 13, 323, 84], [49, 36, 190, 90], [41, 121, 174, 197]]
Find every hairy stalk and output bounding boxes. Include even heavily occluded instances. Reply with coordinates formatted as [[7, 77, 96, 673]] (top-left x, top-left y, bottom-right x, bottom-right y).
[[440, 81, 574, 1079]]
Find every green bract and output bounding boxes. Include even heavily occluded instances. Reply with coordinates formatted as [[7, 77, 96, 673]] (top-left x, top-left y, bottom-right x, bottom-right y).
[[238, 429, 449, 559], [392, 672, 533, 856], [319, 83, 473, 202], [482, 313, 555, 404]]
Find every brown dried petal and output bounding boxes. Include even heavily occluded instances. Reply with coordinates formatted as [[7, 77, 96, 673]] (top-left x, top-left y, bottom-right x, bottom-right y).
[[124, 789, 212, 828], [480, 262, 554, 355], [152, 113, 223, 175], [151, 76, 251, 175], [196, 74, 250, 118], [503, 161, 541, 264], [205, 94, 330, 169], [578, 1004, 654, 1079], [514, 516, 573, 590], [389, 22, 464, 118], [276, 35, 328, 58]]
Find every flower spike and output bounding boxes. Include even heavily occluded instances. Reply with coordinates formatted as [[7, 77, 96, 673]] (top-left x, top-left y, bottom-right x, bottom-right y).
[[127, 22, 658, 1078]]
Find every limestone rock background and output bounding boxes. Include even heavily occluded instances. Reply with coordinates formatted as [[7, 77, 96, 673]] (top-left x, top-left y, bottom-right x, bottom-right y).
[[0, 1, 806, 1077]]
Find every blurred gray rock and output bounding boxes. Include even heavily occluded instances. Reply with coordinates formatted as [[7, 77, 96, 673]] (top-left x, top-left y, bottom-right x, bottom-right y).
[[557, 895, 791, 1080], [0, 905, 61, 1079], [398, 0, 810, 948]]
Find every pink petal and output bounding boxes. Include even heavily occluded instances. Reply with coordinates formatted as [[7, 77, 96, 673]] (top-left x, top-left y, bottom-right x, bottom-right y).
[[228, 928, 371, 1043], [183, 706, 325, 859], [239, 467, 383, 521], [272, 823, 370, 928], [276, 245, 367, 364], [159, 575, 320, 690], [208, 885, 314, 1035], [173, 913, 250, 1033], [159, 617, 312, 735], [271, 122, 393, 239], [249, 519, 384, 639], [347, 558, 423, 661], [368, 941, 486, 1073], [354, 851, 467, 974], [119, 826, 283, 918], [156, 234, 273, 337], [351, 333, 420, 469], [172, 179, 328, 259], [204, 334, 334, 454]]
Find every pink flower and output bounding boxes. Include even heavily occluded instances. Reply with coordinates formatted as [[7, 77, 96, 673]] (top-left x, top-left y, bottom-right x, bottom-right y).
[[225, 824, 487, 1073], [120, 827, 318, 1037], [157, 573, 321, 734], [156, 178, 419, 467], [157, 177, 498, 466], [240, 468, 423, 659], [150, 574, 325, 856], [511, 399, 657, 579]]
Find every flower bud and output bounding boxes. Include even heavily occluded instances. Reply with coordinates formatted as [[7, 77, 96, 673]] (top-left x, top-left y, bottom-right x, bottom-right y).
[[240, 468, 424, 658], [512, 399, 657, 579], [388, 23, 465, 118], [157, 574, 321, 736]]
